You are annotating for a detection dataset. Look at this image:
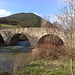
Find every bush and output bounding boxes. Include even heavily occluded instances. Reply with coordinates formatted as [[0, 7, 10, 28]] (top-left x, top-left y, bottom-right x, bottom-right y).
[[38, 43, 66, 60]]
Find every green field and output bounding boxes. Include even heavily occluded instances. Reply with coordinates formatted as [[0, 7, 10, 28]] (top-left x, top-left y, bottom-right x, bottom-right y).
[[0, 24, 18, 29]]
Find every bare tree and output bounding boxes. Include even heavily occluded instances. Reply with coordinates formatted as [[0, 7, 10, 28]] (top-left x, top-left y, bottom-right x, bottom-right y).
[[56, 0, 75, 28], [54, 0, 75, 75], [41, 15, 58, 28]]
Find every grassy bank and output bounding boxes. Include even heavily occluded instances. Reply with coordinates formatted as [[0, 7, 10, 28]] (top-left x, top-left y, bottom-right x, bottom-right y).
[[12, 44, 75, 75], [13, 59, 75, 75]]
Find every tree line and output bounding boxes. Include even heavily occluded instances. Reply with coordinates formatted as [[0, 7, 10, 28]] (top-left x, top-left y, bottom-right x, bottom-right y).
[[0, 18, 18, 25]]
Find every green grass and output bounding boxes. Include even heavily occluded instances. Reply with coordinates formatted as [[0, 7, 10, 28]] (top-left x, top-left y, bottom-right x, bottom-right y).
[[0, 24, 17, 28], [14, 59, 75, 75]]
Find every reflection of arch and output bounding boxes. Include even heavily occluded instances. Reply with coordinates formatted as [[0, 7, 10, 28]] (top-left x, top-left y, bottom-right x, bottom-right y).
[[0, 34, 5, 46], [38, 34, 64, 46], [10, 33, 30, 46]]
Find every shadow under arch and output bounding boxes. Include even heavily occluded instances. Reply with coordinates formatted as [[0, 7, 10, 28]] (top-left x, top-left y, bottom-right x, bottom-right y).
[[10, 33, 30, 46], [0, 34, 5, 46], [37, 34, 64, 46]]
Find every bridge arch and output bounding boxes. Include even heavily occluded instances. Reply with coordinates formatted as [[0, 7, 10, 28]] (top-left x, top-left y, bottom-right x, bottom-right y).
[[37, 34, 65, 47], [10, 33, 30, 46], [0, 33, 5, 46]]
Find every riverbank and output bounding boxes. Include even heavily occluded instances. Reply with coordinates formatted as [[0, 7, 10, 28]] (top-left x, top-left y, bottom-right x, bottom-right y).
[[11, 45, 75, 75], [13, 59, 75, 75], [0, 58, 75, 75], [0, 47, 75, 75], [0, 40, 74, 75]]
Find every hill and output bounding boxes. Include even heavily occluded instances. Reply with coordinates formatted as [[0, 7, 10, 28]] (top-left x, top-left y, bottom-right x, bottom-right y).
[[0, 13, 56, 27], [3, 13, 40, 23]]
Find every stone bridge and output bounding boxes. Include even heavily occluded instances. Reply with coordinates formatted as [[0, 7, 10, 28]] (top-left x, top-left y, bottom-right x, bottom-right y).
[[0, 28, 75, 48]]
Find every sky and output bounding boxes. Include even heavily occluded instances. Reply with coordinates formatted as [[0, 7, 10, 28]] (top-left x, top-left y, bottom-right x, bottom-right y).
[[0, 0, 65, 21]]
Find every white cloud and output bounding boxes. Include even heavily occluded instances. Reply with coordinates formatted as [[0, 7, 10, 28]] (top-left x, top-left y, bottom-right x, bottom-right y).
[[56, 0, 62, 4], [33, 12, 43, 17], [0, 9, 11, 17]]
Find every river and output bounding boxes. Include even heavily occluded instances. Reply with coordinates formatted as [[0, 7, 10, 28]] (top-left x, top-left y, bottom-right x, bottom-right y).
[[0, 41, 32, 73]]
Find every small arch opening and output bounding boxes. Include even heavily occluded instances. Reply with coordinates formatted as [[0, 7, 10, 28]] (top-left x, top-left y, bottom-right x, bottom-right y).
[[38, 34, 64, 48], [0, 34, 4, 46], [10, 34, 30, 46]]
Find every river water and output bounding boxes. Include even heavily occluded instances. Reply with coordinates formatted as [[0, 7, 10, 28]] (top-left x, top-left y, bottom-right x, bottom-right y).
[[0, 41, 32, 72]]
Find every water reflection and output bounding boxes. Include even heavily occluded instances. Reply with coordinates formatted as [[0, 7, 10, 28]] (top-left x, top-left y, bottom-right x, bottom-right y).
[[0, 46, 30, 52], [18, 41, 30, 46], [0, 41, 32, 72]]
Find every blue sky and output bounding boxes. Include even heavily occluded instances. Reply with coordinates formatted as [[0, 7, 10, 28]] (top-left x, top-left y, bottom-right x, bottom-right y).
[[0, 0, 64, 19]]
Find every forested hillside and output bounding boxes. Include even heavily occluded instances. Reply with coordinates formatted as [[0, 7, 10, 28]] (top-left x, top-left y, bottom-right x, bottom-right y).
[[0, 13, 55, 27]]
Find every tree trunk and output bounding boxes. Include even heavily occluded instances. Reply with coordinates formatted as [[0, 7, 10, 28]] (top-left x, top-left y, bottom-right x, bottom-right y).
[[70, 58, 74, 75]]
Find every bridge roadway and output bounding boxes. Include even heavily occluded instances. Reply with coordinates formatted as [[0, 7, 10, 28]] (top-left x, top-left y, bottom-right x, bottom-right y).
[[0, 28, 75, 48]]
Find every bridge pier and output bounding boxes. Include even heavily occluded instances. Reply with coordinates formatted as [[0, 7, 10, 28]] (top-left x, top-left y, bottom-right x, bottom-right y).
[[4, 40, 10, 46]]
